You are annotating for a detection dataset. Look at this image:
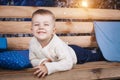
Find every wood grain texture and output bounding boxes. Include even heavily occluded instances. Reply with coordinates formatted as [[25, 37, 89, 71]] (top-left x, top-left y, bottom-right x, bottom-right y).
[[0, 22, 93, 34], [0, 6, 120, 20], [0, 61, 120, 80], [7, 36, 97, 50]]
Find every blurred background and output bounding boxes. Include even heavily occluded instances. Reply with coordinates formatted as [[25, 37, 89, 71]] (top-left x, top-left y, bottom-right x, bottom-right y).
[[0, 0, 120, 9]]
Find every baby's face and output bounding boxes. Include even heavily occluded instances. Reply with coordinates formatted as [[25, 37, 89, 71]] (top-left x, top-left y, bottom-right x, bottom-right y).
[[32, 14, 55, 42]]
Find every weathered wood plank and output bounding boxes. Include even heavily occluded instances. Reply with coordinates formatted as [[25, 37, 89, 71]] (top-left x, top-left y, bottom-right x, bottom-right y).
[[7, 37, 30, 50], [0, 22, 93, 34], [0, 21, 31, 34], [0, 6, 120, 20], [0, 61, 120, 80], [7, 36, 97, 50]]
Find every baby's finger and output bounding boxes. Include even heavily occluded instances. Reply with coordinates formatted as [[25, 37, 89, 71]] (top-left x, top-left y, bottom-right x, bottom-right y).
[[41, 72, 47, 78], [37, 71, 43, 78], [34, 69, 41, 75], [33, 66, 40, 71], [33, 66, 39, 69]]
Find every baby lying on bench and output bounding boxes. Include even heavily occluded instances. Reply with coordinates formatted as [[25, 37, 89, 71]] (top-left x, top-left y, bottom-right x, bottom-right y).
[[29, 9, 105, 78]]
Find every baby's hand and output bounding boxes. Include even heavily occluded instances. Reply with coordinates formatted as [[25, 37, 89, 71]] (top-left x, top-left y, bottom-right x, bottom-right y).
[[33, 65, 48, 78]]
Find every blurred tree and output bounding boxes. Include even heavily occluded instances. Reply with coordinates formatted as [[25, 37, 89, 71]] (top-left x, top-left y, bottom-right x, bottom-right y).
[[68, 0, 120, 9], [0, 0, 120, 9], [0, 0, 55, 6]]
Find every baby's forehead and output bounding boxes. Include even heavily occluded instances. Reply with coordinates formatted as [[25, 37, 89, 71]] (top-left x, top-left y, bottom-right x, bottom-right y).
[[34, 14, 53, 18], [33, 14, 54, 20], [34, 13, 55, 20], [32, 15, 55, 24]]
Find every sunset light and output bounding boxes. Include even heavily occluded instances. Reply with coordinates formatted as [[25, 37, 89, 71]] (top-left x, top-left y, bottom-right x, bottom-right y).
[[81, 0, 88, 7]]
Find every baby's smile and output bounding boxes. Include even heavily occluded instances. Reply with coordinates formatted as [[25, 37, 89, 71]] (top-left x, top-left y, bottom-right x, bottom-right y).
[[37, 30, 46, 34]]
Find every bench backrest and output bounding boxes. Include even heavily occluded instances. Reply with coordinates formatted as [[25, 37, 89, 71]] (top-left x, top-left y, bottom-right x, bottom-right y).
[[0, 6, 120, 50]]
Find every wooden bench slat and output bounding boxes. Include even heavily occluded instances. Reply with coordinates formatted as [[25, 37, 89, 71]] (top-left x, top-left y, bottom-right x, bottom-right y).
[[0, 6, 88, 19], [56, 22, 94, 33], [1, 61, 120, 73], [60, 36, 97, 47], [0, 21, 31, 34], [7, 36, 97, 50], [0, 22, 93, 34], [0, 61, 120, 80], [0, 6, 120, 20]]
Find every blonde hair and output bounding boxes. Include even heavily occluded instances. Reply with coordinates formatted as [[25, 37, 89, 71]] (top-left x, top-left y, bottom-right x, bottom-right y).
[[32, 9, 55, 22]]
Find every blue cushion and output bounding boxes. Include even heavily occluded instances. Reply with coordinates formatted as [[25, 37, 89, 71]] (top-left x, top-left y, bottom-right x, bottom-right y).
[[94, 22, 120, 62], [0, 38, 7, 50], [0, 50, 32, 70]]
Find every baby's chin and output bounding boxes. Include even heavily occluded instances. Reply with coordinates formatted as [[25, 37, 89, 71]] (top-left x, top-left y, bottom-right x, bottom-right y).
[[36, 35, 47, 40]]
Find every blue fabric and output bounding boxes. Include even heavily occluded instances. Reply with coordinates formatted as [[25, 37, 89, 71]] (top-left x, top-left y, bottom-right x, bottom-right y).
[[0, 50, 32, 70], [94, 22, 120, 62], [0, 38, 7, 50], [69, 45, 104, 64], [0, 0, 8, 5], [0, 0, 55, 6]]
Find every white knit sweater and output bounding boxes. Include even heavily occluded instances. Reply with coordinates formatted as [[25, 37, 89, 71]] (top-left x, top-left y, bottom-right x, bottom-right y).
[[29, 34, 77, 75]]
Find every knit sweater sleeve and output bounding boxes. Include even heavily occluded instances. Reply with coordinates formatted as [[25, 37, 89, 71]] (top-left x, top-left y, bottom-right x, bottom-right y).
[[44, 43, 73, 75], [29, 51, 48, 67]]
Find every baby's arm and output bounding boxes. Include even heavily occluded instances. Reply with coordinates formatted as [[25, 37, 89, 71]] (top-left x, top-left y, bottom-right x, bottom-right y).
[[44, 45, 73, 75], [39, 58, 52, 66], [29, 51, 51, 67]]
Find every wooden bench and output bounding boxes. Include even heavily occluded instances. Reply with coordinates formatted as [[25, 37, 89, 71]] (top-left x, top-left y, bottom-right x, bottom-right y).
[[0, 6, 120, 80]]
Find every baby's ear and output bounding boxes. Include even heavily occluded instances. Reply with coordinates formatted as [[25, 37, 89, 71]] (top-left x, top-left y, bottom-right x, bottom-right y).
[[31, 27, 34, 31], [53, 27, 56, 34], [31, 23, 33, 31], [31, 28, 34, 34]]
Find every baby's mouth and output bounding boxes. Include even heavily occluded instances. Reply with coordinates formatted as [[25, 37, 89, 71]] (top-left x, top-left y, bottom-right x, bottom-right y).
[[37, 31, 46, 34]]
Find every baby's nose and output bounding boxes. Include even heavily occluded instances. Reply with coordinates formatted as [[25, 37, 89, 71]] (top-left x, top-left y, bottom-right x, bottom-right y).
[[38, 25, 44, 29]]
